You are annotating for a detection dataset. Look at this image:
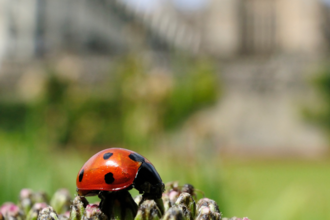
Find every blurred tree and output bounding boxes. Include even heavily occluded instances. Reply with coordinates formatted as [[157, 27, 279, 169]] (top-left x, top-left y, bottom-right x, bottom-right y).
[[0, 55, 220, 149], [303, 65, 330, 143]]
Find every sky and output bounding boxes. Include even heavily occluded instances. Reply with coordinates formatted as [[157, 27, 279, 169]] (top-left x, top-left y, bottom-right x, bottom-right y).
[[121, 0, 209, 12], [122, 0, 330, 11], [323, 0, 330, 6]]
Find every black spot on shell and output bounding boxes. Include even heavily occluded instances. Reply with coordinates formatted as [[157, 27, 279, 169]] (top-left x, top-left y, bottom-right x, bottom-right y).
[[104, 172, 115, 184], [128, 153, 145, 162], [79, 169, 84, 182], [103, 152, 113, 160]]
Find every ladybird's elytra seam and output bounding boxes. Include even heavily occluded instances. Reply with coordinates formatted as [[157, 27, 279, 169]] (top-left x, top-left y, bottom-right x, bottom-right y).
[[128, 153, 145, 162], [79, 169, 84, 182], [103, 152, 113, 160], [104, 172, 115, 184]]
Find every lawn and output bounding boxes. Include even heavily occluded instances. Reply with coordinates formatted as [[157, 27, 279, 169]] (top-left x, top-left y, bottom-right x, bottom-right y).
[[1, 137, 329, 220], [220, 159, 330, 219]]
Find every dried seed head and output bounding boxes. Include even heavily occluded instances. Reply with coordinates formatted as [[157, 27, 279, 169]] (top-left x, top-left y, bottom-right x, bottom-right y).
[[196, 198, 220, 214], [37, 207, 59, 220], [50, 189, 72, 214], [175, 193, 196, 217], [162, 206, 184, 220]]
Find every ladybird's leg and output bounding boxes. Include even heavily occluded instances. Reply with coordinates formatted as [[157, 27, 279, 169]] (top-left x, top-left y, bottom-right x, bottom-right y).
[[114, 190, 137, 218], [98, 191, 106, 209], [122, 190, 138, 217], [98, 191, 115, 218]]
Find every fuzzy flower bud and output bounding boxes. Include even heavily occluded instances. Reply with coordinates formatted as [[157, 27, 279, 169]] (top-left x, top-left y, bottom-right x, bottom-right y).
[[58, 211, 70, 220], [176, 204, 193, 220], [50, 189, 72, 214], [0, 202, 24, 220], [161, 194, 171, 213], [20, 189, 33, 199], [196, 198, 220, 214], [168, 191, 179, 205], [26, 203, 48, 220], [181, 184, 194, 196], [33, 192, 48, 205], [19, 189, 34, 215], [153, 199, 164, 216], [163, 183, 180, 204], [134, 195, 143, 207], [222, 218, 250, 220], [83, 204, 107, 220], [175, 193, 196, 217], [196, 206, 221, 220], [134, 200, 162, 220], [37, 207, 59, 220], [70, 196, 88, 220], [162, 206, 184, 220]]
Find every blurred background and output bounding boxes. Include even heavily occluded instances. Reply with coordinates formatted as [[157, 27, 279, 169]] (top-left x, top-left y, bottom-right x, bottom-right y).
[[1, 0, 330, 219]]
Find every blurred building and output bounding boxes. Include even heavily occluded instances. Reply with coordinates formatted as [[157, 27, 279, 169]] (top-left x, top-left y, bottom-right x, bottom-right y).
[[0, 0, 149, 60], [138, 0, 326, 57], [0, 0, 329, 155], [205, 0, 326, 57], [0, 0, 327, 60]]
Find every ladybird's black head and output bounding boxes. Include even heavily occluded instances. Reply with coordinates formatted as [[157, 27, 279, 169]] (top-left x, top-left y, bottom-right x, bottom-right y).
[[133, 161, 165, 199]]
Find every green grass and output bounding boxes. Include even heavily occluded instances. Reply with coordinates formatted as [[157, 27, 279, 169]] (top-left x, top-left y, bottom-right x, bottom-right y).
[[0, 135, 85, 203], [221, 159, 330, 219], [1, 138, 329, 220]]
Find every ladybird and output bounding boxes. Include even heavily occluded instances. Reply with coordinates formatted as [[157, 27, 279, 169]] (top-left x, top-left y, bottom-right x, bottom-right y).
[[76, 148, 164, 199]]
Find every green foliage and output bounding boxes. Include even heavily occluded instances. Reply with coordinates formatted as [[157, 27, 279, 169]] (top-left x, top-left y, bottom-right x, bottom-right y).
[[0, 55, 219, 148], [303, 65, 330, 141], [0, 102, 29, 132], [163, 59, 218, 129]]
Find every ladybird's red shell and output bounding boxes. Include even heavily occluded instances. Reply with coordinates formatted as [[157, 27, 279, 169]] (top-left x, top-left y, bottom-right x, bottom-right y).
[[76, 148, 146, 195]]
